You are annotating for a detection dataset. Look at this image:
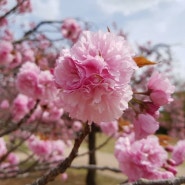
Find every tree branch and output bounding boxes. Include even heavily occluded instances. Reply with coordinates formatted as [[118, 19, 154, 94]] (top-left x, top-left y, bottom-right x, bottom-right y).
[[71, 164, 121, 173], [0, 100, 39, 137], [121, 176, 185, 185], [26, 124, 90, 185], [23, 21, 62, 37], [77, 134, 113, 157], [0, 0, 26, 21]]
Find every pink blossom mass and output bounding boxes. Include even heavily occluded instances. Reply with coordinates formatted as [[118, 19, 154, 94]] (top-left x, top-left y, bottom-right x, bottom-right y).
[[147, 71, 175, 106], [133, 113, 159, 140], [0, 137, 7, 158], [172, 140, 185, 165], [16, 62, 42, 98], [0, 0, 184, 183], [0, 40, 14, 66], [115, 135, 174, 181], [61, 18, 82, 43], [12, 94, 31, 122], [54, 31, 137, 123], [100, 121, 118, 136]]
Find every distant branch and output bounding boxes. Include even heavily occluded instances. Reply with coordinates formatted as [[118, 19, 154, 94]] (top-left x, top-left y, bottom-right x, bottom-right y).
[[78, 134, 113, 157], [14, 20, 63, 44], [0, 0, 25, 21], [121, 176, 185, 185], [71, 164, 121, 173], [0, 100, 39, 137], [23, 21, 62, 37]]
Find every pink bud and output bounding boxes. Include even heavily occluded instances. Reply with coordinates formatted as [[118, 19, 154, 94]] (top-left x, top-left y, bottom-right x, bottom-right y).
[[165, 145, 174, 152], [163, 164, 177, 176], [167, 159, 176, 166], [133, 113, 159, 140], [0, 99, 9, 109], [61, 173, 68, 181]]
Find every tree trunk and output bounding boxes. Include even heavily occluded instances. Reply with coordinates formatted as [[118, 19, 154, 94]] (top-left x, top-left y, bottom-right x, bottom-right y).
[[86, 123, 97, 185]]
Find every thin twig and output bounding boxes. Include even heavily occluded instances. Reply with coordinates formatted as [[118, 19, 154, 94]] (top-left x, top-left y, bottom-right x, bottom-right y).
[[78, 134, 113, 157], [70, 164, 121, 173], [26, 124, 90, 185], [0, 0, 25, 21], [121, 176, 185, 185], [0, 100, 39, 137]]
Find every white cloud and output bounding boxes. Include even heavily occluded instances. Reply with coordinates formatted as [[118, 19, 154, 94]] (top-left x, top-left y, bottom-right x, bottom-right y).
[[32, 0, 61, 20], [97, 0, 173, 15]]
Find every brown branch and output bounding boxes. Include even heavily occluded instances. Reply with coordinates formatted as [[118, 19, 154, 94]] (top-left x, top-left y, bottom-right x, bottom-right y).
[[77, 134, 113, 157], [26, 124, 90, 185], [23, 21, 62, 37], [70, 164, 121, 173], [0, 100, 39, 137], [13, 20, 63, 44], [121, 176, 185, 185], [0, 0, 26, 21], [0, 137, 28, 164]]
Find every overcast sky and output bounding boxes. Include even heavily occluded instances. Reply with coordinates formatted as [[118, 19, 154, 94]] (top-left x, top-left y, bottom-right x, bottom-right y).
[[26, 0, 185, 79]]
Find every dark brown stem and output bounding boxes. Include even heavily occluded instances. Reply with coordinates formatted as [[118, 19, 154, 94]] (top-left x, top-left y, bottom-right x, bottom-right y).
[[0, 0, 25, 21], [121, 176, 185, 185], [86, 123, 97, 185], [26, 124, 90, 185]]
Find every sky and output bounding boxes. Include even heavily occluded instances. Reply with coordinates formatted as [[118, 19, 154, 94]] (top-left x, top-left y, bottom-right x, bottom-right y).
[[19, 0, 185, 79]]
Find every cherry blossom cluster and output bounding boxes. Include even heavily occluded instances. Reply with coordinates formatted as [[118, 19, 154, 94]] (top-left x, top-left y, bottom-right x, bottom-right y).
[[1, 1, 185, 184], [27, 135, 66, 164], [61, 18, 82, 43], [0, 138, 19, 176], [53, 28, 183, 182]]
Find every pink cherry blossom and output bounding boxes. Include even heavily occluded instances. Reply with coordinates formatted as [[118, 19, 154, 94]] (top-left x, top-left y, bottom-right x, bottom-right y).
[[0, 137, 7, 158], [172, 140, 185, 165], [6, 153, 19, 166], [16, 62, 42, 98], [28, 136, 66, 162], [0, 40, 14, 66], [72, 121, 83, 132], [16, 0, 32, 13], [0, 99, 9, 109], [143, 101, 159, 118], [61, 18, 81, 42], [28, 137, 52, 158], [61, 173, 68, 181], [42, 107, 64, 122], [163, 163, 177, 176], [0, 153, 19, 175], [12, 94, 31, 122], [54, 31, 137, 123], [100, 121, 118, 136], [147, 71, 175, 106], [133, 113, 159, 140], [38, 70, 58, 104], [22, 48, 35, 62], [9, 51, 22, 68], [50, 140, 66, 156], [115, 135, 173, 181]]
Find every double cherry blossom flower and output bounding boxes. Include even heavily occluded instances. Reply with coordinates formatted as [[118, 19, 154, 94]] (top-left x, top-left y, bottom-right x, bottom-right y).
[[54, 31, 137, 123]]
